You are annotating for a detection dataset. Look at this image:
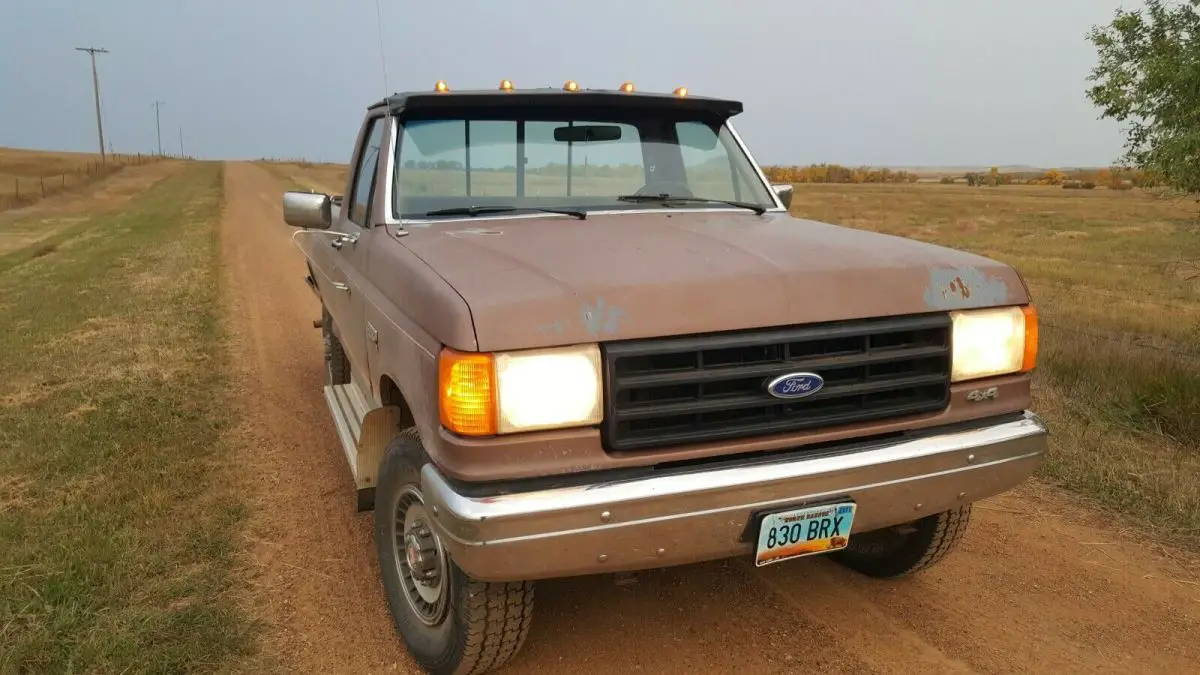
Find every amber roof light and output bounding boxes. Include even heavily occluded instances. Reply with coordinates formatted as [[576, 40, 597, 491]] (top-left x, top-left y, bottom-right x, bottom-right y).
[[673, 86, 688, 97], [619, 81, 636, 93], [499, 79, 514, 91], [434, 80, 450, 93], [563, 80, 579, 92]]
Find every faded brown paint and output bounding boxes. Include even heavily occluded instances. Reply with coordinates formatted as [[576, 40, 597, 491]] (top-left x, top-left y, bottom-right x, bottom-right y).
[[301, 105, 1035, 486], [395, 212, 1026, 352]]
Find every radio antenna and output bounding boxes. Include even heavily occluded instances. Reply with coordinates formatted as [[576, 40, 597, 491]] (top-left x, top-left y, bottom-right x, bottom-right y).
[[374, 0, 390, 96]]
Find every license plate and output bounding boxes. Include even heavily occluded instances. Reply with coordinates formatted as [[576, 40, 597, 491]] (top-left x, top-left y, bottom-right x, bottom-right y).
[[754, 502, 856, 567]]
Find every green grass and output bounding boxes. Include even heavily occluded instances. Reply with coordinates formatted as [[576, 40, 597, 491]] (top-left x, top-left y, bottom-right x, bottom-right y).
[[791, 183, 1200, 545], [0, 162, 258, 671]]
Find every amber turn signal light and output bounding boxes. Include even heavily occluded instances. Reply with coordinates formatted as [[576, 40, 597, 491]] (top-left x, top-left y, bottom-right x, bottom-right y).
[[1021, 305, 1038, 372], [438, 348, 497, 436]]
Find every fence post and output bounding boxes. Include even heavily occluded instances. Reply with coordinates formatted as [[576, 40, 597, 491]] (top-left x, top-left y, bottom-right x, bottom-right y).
[[14, 177, 18, 200], [40, 176, 45, 197], [62, 174, 66, 188]]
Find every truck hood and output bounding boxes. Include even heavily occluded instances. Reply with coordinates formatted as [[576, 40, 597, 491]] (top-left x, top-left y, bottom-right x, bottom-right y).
[[398, 211, 1027, 352]]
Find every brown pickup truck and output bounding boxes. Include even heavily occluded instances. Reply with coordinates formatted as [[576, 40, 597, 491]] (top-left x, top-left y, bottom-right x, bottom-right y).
[[283, 80, 1048, 675]]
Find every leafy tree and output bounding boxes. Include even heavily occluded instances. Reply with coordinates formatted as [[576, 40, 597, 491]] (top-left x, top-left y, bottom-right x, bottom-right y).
[[1041, 169, 1067, 186], [1086, 1, 1200, 193]]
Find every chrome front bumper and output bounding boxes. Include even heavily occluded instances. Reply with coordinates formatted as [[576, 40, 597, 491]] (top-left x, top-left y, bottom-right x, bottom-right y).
[[421, 412, 1048, 582]]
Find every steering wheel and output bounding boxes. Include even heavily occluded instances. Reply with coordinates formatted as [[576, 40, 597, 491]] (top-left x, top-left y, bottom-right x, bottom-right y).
[[634, 180, 695, 198]]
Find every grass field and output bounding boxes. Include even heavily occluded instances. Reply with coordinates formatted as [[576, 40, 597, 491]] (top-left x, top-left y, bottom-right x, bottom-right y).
[[789, 183, 1200, 543], [0, 162, 257, 671]]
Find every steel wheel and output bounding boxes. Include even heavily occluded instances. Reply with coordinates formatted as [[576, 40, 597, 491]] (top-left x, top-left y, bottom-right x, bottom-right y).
[[391, 485, 449, 626]]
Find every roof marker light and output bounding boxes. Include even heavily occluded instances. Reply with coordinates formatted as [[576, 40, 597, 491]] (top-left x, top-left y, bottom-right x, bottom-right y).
[[434, 80, 450, 93], [673, 86, 688, 97], [499, 79, 514, 91], [619, 81, 636, 93], [563, 80, 579, 92]]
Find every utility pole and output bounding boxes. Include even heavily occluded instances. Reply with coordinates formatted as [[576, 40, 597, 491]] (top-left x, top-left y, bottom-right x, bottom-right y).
[[152, 101, 164, 156], [178, 127, 185, 158], [75, 47, 110, 163]]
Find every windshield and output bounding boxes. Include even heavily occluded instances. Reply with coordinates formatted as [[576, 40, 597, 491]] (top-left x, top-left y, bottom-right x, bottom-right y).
[[392, 113, 775, 219]]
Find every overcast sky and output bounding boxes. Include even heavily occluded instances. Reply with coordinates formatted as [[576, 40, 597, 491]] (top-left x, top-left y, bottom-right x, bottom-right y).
[[0, 0, 1137, 167]]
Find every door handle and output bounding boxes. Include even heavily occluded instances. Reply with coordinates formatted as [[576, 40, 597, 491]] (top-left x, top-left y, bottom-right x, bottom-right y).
[[331, 282, 350, 293], [330, 233, 359, 250]]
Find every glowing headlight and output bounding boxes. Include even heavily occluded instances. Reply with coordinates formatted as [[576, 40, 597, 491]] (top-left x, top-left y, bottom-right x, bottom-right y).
[[439, 344, 603, 436], [950, 306, 1038, 382]]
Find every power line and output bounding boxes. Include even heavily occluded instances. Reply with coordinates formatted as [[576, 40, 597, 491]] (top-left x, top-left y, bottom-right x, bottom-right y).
[[74, 46, 110, 163]]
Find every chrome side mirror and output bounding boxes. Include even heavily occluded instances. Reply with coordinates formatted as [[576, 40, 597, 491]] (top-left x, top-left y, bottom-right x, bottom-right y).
[[283, 191, 332, 229], [771, 183, 794, 210]]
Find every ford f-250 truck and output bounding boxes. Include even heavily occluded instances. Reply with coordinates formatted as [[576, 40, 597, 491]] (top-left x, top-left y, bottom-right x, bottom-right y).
[[283, 79, 1047, 675]]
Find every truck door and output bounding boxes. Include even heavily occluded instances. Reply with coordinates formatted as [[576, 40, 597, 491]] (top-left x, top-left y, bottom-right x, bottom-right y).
[[323, 115, 385, 391]]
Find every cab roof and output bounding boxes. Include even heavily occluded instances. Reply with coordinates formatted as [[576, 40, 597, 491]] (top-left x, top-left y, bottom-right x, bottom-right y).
[[368, 88, 744, 118]]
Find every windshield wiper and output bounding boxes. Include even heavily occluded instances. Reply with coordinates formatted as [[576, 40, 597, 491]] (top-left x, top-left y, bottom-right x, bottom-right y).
[[422, 205, 587, 220], [616, 194, 767, 215]]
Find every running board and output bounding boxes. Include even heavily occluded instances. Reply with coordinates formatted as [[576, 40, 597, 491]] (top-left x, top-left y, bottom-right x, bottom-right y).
[[323, 381, 401, 511], [323, 382, 377, 510]]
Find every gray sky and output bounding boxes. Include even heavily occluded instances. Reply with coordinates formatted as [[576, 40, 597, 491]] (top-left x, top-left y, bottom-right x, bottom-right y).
[[1, 0, 1136, 167]]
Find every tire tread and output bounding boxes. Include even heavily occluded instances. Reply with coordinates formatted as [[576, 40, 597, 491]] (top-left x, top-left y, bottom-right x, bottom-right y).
[[376, 428, 535, 675]]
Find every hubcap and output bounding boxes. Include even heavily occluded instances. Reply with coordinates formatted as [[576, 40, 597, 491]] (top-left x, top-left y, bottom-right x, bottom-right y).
[[392, 486, 449, 626]]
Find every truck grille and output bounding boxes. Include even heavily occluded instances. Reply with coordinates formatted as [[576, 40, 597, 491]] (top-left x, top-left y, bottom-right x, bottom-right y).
[[602, 314, 952, 451]]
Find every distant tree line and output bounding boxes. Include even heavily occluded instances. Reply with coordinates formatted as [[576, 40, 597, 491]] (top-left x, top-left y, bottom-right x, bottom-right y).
[[761, 164, 920, 184], [761, 163, 1162, 189], [949, 166, 1160, 189]]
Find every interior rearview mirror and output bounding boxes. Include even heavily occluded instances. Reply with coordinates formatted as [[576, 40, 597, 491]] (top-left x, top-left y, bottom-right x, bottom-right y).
[[771, 184, 794, 210], [283, 191, 332, 229], [553, 125, 622, 143]]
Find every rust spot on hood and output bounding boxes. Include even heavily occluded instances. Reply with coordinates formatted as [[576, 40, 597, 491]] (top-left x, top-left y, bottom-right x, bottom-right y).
[[924, 266, 1009, 310]]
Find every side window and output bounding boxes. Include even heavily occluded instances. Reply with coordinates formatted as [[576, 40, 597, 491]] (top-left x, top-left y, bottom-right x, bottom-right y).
[[349, 119, 384, 225]]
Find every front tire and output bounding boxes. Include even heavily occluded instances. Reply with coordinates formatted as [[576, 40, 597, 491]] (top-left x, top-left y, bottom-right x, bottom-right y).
[[375, 429, 535, 675], [832, 505, 971, 578]]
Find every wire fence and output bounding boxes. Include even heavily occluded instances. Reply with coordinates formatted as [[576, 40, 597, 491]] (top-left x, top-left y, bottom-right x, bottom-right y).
[[0, 153, 166, 210]]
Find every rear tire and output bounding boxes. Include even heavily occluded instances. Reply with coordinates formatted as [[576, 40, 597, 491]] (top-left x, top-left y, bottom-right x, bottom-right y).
[[832, 505, 971, 578], [375, 429, 535, 675], [322, 306, 350, 385]]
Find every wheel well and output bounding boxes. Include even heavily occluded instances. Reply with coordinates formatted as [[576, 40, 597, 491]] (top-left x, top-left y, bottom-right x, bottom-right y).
[[379, 375, 415, 429]]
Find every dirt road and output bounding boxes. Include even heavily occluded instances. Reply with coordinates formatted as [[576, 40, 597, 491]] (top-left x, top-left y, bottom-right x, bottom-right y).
[[219, 162, 1199, 674]]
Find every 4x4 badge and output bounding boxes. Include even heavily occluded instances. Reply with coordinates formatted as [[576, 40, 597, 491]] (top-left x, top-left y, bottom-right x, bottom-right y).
[[966, 387, 998, 402]]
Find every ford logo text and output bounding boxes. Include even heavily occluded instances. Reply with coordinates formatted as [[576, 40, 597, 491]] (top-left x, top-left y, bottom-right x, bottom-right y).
[[766, 372, 825, 399]]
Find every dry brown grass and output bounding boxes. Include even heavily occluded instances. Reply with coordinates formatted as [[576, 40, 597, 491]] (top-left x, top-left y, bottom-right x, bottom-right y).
[[791, 183, 1200, 544], [0, 147, 163, 211]]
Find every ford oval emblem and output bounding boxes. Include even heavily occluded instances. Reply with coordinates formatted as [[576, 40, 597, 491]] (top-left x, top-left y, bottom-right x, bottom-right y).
[[766, 372, 825, 399]]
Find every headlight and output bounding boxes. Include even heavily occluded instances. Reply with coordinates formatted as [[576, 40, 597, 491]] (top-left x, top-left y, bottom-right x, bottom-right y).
[[439, 344, 603, 436], [950, 305, 1038, 382]]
